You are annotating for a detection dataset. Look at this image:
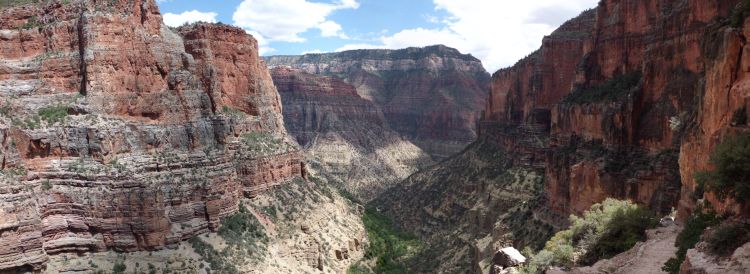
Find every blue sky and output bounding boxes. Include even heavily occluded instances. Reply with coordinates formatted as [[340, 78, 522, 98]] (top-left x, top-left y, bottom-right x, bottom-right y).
[[157, 0, 598, 72]]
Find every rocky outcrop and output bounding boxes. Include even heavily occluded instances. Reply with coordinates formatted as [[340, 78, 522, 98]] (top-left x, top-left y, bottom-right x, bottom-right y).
[[265, 45, 490, 159], [0, 0, 303, 272], [484, 0, 745, 219], [270, 67, 433, 201], [680, 240, 750, 274]]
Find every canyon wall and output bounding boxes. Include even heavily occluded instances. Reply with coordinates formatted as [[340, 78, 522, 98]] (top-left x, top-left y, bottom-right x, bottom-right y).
[[0, 0, 304, 272], [265, 45, 490, 159], [377, 0, 750, 272], [484, 0, 745, 219], [271, 67, 432, 201]]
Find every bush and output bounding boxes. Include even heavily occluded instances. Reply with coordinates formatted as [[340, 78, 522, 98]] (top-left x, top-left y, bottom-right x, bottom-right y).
[[361, 208, 421, 274], [662, 208, 721, 274], [112, 262, 127, 274], [707, 222, 750, 257], [38, 105, 69, 125], [562, 72, 642, 104], [218, 204, 268, 248], [41, 180, 52, 191], [530, 199, 657, 270], [695, 134, 750, 202], [518, 250, 554, 274]]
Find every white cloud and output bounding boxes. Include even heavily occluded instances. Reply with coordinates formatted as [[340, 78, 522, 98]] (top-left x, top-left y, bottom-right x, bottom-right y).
[[318, 21, 349, 39], [338, 0, 597, 72], [245, 30, 276, 55], [162, 10, 218, 27], [232, 0, 358, 43]]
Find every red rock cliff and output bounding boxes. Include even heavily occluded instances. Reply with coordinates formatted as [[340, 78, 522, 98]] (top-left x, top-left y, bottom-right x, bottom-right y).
[[265, 45, 490, 160], [0, 0, 301, 271], [482, 0, 744, 220], [270, 67, 432, 201]]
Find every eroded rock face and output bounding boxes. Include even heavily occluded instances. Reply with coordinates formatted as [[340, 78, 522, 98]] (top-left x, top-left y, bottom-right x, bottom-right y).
[[270, 67, 433, 201], [265, 45, 490, 159], [0, 0, 302, 272], [483, 0, 744, 219], [376, 0, 750, 272]]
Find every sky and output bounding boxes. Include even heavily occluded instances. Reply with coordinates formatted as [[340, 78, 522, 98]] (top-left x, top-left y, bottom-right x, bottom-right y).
[[157, 0, 599, 72]]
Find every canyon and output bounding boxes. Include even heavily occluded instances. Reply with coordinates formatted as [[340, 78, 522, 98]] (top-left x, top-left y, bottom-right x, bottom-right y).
[[269, 66, 433, 201], [374, 0, 750, 273], [0, 0, 749, 273], [264, 45, 490, 160]]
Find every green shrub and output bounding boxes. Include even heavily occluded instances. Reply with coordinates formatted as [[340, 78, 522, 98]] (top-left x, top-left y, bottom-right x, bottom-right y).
[[221, 105, 246, 118], [218, 204, 268, 248], [361, 208, 421, 274], [38, 105, 69, 125], [41, 179, 52, 191], [112, 261, 127, 274], [518, 250, 554, 274], [346, 262, 371, 274], [707, 222, 750, 257], [530, 199, 657, 270], [662, 208, 720, 274], [562, 72, 641, 104], [695, 134, 750, 202]]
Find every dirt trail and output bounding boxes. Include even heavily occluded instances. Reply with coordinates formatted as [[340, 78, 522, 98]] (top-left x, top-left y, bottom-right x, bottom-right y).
[[550, 225, 681, 274]]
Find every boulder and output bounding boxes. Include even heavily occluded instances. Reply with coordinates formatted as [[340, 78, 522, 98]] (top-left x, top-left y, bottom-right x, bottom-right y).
[[493, 247, 526, 268]]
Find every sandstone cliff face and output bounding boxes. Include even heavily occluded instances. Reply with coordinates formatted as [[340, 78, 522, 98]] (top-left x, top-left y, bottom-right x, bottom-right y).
[[265, 45, 490, 159], [376, 0, 750, 272], [0, 0, 302, 272], [485, 0, 743, 219], [271, 67, 433, 201]]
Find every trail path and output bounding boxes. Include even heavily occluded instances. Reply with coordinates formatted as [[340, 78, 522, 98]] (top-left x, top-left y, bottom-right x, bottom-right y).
[[549, 225, 681, 274]]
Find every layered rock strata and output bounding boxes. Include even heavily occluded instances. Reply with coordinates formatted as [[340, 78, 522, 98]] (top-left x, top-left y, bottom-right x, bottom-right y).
[[484, 0, 745, 219], [377, 0, 750, 272], [0, 0, 303, 271], [271, 67, 433, 201], [265, 45, 490, 159]]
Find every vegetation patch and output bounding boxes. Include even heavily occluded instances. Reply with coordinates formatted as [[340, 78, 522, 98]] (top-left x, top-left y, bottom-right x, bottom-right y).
[[562, 72, 642, 104], [706, 222, 750, 257], [240, 132, 288, 154], [351, 207, 422, 274], [662, 208, 721, 274], [695, 133, 750, 202], [0, 0, 38, 8], [221, 105, 246, 118], [38, 105, 69, 124], [190, 204, 268, 274], [521, 199, 658, 273]]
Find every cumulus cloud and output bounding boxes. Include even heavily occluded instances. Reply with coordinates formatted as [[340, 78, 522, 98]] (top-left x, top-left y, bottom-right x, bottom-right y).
[[337, 0, 597, 72], [162, 10, 218, 27], [318, 21, 349, 39], [232, 0, 359, 43], [246, 30, 275, 55]]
